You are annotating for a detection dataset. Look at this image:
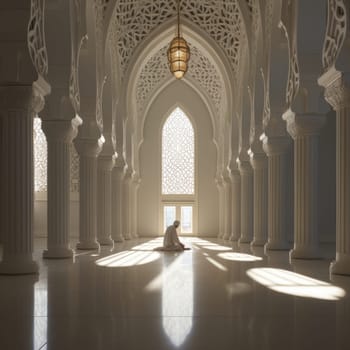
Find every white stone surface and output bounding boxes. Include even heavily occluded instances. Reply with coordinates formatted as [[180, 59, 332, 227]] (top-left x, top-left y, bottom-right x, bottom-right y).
[[0, 237, 349, 350], [238, 160, 254, 244], [0, 85, 39, 274], [42, 119, 79, 259], [263, 136, 292, 251]]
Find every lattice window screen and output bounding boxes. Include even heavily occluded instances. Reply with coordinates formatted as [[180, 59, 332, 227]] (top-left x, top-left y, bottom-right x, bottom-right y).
[[33, 118, 80, 193], [33, 117, 47, 192], [162, 108, 194, 195]]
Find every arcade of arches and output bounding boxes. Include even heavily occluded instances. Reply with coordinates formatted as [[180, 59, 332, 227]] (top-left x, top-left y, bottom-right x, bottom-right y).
[[1, 1, 350, 349]]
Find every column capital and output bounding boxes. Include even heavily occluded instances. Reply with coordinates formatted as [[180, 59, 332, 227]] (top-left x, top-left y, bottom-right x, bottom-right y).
[[249, 150, 267, 170], [230, 169, 241, 182], [123, 166, 133, 180], [215, 175, 224, 187], [74, 137, 103, 157], [131, 172, 141, 186], [283, 109, 326, 139], [237, 160, 252, 174], [41, 116, 81, 142], [114, 156, 126, 170], [0, 84, 34, 111], [318, 68, 350, 110], [222, 168, 232, 184], [98, 155, 115, 172], [262, 134, 291, 156]]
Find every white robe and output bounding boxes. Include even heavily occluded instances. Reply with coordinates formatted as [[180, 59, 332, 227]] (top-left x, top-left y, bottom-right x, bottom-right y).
[[163, 225, 182, 250]]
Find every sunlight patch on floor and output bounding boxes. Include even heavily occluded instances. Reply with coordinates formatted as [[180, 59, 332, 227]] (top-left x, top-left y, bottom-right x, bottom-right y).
[[247, 268, 346, 300], [218, 252, 263, 262], [95, 250, 161, 267], [205, 257, 228, 271]]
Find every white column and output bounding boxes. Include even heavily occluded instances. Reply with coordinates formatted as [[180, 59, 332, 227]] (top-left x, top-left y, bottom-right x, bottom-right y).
[[216, 177, 225, 239], [122, 169, 132, 240], [111, 161, 124, 242], [74, 138, 102, 249], [238, 160, 253, 244], [263, 136, 292, 250], [129, 175, 140, 239], [223, 174, 232, 240], [97, 156, 115, 246], [250, 152, 268, 246], [230, 170, 241, 241], [285, 112, 326, 259], [42, 119, 79, 258], [319, 70, 350, 274], [0, 85, 39, 274]]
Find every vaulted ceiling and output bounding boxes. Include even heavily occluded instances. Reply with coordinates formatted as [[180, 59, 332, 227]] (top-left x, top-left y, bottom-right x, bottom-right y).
[[104, 0, 255, 116]]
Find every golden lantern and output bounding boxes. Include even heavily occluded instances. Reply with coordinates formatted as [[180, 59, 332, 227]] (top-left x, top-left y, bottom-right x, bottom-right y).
[[167, 0, 190, 79]]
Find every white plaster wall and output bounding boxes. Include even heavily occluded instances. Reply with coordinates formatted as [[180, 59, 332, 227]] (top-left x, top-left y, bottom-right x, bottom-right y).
[[138, 80, 219, 237]]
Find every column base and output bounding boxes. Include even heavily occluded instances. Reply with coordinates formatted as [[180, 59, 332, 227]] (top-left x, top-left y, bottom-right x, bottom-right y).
[[265, 240, 291, 251], [229, 234, 240, 242], [76, 241, 100, 250], [290, 245, 322, 260], [112, 235, 125, 243], [98, 237, 114, 246], [131, 233, 139, 239], [124, 233, 132, 240], [239, 236, 253, 244], [43, 247, 74, 259], [223, 233, 231, 240], [251, 239, 266, 247], [330, 253, 350, 276], [0, 257, 39, 275]]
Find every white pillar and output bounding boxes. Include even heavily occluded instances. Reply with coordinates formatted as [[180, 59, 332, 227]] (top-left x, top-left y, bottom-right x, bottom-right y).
[[111, 161, 124, 242], [129, 175, 140, 239], [122, 170, 132, 240], [263, 136, 292, 250], [250, 152, 268, 246], [216, 177, 225, 239], [97, 156, 115, 246], [319, 70, 350, 274], [42, 119, 79, 258], [0, 85, 39, 274], [285, 112, 326, 259], [223, 174, 232, 240], [74, 138, 102, 249], [238, 160, 253, 244], [230, 170, 241, 241]]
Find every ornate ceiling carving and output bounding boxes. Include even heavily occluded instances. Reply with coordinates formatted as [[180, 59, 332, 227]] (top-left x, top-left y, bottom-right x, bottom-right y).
[[111, 0, 243, 79], [136, 42, 224, 114]]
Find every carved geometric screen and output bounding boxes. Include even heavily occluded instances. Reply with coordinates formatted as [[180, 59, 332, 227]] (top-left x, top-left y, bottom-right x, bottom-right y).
[[162, 107, 194, 195], [33, 117, 47, 192], [33, 117, 80, 193]]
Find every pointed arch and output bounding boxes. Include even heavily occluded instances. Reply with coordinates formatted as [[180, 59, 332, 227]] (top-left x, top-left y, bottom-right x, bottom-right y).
[[162, 107, 195, 195]]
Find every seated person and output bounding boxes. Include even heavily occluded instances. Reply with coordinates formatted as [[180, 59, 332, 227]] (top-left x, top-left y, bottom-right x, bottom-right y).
[[163, 220, 185, 250], [155, 220, 190, 251]]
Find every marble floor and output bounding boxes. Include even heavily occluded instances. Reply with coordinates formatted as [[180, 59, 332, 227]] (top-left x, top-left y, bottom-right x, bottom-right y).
[[1, 237, 350, 350]]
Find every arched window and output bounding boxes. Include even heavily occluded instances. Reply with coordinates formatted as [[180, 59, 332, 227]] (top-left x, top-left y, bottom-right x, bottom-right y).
[[162, 107, 194, 195], [161, 107, 196, 234], [33, 117, 47, 192]]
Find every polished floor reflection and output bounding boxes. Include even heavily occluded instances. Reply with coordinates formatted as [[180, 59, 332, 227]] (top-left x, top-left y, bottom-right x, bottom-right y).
[[1, 237, 350, 350]]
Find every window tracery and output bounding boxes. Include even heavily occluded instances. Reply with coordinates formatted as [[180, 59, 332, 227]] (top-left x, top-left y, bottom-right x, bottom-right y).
[[162, 108, 194, 195], [33, 118, 47, 192]]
